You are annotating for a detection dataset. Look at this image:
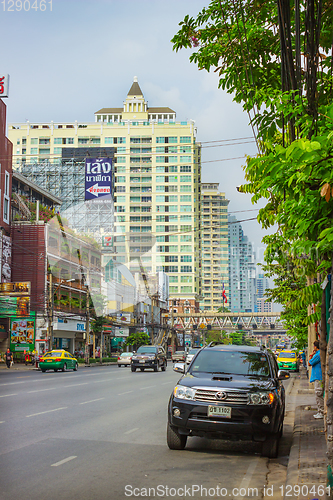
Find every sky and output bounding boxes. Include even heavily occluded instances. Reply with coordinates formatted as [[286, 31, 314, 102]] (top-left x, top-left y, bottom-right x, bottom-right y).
[[1, 0, 270, 264]]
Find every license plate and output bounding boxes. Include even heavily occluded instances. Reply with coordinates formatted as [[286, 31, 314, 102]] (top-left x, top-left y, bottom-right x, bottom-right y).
[[139, 360, 145, 363], [208, 406, 231, 418], [47, 359, 53, 362]]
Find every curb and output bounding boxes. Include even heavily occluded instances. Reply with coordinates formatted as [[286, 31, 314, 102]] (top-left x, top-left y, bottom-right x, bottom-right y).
[[284, 405, 302, 499]]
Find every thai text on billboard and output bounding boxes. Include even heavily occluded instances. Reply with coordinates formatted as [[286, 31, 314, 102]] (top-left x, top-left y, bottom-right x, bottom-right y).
[[85, 157, 113, 200]]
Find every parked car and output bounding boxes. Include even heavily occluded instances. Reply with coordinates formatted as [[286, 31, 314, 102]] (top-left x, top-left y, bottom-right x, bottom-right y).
[[185, 347, 201, 364], [277, 350, 299, 372], [39, 350, 78, 372], [172, 350, 186, 363], [131, 345, 167, 372], [167, 343, 289, 458], [117, 352, 133, 367]]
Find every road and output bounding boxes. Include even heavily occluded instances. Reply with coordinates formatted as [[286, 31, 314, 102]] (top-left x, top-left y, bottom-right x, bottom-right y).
[[0, 365, 294, 500]]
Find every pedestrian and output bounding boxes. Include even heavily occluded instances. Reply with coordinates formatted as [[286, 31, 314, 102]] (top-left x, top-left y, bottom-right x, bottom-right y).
[[308, 340, 324, 419], [301, 350, 306, 368], [5, 348, 12, 369]]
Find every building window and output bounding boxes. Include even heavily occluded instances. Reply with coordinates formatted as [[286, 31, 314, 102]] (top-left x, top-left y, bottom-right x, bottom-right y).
[[54, 138, 62, 144], [180, 146, 191, 153], [180, 234, 192, 242], [117, 156, 126, 163], [169, 195, 178, 202], [180, 136, 191, 143], [180, 175, 191, 183], [3, 171, 9, 224], [117, 186, 126, 192], [169, 276, 178, 283], [156, 176, 165, 183], [181, 286, 192, 293], [116, 176, 126, 183], [169, 156, 177, 163], [168, 266, 178, 273], [180, 165, 191, 172], [169, 286, 178, 293], [181, 266, 192, 273], [169, 166, 178, 172], [156, 166, 165, 173], [30, 138, 38, 145], [30, 148, 38, 154], [105, 137, 113, 144], [180, 185, 191, 192], [181, 255, 192, 262], [169, 245, 178, 252], [181, 245, 192, 252], [180, 205, 191, 212], [168, 137, 177, 143]]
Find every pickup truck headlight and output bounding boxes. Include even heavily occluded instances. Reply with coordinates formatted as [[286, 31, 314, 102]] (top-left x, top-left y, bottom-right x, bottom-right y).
[[248, 392, 275, 405], [173, 385, 196, 400]]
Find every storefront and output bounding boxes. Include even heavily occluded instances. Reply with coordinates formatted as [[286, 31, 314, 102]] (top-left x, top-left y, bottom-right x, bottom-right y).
[[53, 318, 85, 354]]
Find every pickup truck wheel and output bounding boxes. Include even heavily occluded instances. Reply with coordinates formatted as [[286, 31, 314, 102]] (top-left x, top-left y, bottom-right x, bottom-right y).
[[167, 423, 187, 450], [140, 368, 144, 372], [154, 364, 158, 372], [131, 366, 136, 372], [261, 433, 279, 458], [161, 361, 166, 371]]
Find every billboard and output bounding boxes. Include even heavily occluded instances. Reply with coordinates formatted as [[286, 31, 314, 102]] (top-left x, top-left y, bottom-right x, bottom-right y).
[[10, 316, 35, 352], [85, 157, 113, 201]]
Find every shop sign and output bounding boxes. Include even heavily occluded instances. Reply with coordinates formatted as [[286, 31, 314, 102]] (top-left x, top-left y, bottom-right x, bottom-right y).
[[10, 316, 35, 352], [0, 74, 9, 98], [0, 296, 30, 316], [0, 282, 31, 295], [114, 326, 129, 337]]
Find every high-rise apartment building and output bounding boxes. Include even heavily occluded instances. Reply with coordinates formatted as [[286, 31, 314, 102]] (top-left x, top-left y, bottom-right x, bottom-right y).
[[8, 78, 202, 307], [200, 183, 229, 311], [228, 215, 256, 312]]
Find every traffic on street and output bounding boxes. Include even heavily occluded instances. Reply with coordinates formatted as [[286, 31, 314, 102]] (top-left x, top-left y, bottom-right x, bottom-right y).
[[0, 364, 295, 500]]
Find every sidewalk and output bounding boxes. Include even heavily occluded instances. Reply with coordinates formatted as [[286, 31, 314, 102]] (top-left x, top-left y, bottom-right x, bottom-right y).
[[285, 368, 327, 499]]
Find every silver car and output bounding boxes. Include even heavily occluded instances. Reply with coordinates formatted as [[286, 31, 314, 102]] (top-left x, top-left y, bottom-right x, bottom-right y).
[[185, 347, 201, 365], [117, 352, 133, 367]]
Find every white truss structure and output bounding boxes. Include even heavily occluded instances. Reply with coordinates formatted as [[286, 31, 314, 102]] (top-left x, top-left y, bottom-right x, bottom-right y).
[[169, 312, 283, 331]]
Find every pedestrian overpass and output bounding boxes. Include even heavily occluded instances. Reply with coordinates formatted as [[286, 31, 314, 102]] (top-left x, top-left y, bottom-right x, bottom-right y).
[[169, 312, 284, 332]]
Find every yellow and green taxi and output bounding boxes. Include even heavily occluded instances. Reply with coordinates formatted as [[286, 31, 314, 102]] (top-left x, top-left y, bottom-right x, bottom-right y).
[[277, 350, 299, 372], [39, 350, 78, 373]]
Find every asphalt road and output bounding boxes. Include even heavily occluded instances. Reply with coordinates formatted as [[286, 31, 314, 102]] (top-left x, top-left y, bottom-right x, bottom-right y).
[[0, 365, 293, 500]]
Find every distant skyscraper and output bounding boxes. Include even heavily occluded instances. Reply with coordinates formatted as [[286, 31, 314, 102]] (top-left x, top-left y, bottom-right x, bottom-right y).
[[228, 215, 256, 312]]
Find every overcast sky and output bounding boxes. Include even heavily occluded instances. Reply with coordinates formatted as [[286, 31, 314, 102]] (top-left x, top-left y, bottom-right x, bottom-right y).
[[2, 0, 270, 262]]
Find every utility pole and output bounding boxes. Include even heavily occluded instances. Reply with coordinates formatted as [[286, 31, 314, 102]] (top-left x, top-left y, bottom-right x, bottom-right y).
[[48, 272, 53, 352], [85, 280, 90, 365]]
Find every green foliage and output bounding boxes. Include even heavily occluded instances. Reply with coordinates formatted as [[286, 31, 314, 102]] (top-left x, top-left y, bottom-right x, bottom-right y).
[[206, 330, 229, 344], [173, 0, 333, 349], [124, 332, 150, 350]]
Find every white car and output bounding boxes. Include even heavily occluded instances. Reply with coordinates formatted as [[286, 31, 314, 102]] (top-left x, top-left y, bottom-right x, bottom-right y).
[[186, 347, 201, 365], [117, 352, 133, 367]]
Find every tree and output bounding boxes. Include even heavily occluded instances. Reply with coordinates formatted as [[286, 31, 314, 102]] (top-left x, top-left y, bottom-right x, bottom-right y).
[[124, 332, 150, 351], [173, 0, 333, 476]]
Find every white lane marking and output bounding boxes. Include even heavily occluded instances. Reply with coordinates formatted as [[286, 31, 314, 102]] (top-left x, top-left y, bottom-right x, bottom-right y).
[[0, 381, 26, 387], [28, 387, 56, 394], [80, 398, 105, 405], [93, 379, 113, 383], [161, 381, 173, 385], [140, 385, 156, 390], [0, 393, 17, 398], [51, 456, 77, 467], [124, 427, 139, 435], [62, 383, 89, 388], [237, 458, 259, 500], [0, 421, 5, 423], [118, 390, 133, 396], [26, 407, 67, 418]]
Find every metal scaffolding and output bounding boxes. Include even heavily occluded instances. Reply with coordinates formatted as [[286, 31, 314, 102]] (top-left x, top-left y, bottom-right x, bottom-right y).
[[14, 160, 114, 241]]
